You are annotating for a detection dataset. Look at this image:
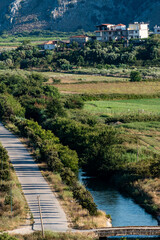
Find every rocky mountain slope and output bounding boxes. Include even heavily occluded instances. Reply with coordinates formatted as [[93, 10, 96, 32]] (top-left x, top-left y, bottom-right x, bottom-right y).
[[0, 0, 159, 33]]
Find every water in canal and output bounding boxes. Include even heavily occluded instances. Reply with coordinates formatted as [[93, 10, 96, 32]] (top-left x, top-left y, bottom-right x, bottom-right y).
[[79, 171, 158, 227]]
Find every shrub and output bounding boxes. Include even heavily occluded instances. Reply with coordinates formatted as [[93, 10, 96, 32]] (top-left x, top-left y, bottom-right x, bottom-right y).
[[0, 234, 18, 240], [130, 71, 142, 82], [64, 96, 84, 109], [72, 183, 98, 215], [0, 94, 25, 120], [46, 97, 66, 118], [60, 167, 77, 186], [0, 144, 10, 181]]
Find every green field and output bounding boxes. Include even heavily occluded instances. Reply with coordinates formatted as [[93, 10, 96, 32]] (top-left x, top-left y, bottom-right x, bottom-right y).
[[83, 99, 160, 157], [84, 99, 160, 115]]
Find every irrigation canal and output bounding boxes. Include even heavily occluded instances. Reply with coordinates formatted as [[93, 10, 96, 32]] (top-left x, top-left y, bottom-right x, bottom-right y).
[[79, 171, 159, 239]]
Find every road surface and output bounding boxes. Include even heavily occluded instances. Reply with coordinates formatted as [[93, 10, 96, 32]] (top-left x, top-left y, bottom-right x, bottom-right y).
[[0, 122, 68, 232]]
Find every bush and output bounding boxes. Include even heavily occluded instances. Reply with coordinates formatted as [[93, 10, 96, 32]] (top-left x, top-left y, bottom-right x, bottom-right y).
[[0, 234, 18, 240], [0, 94, 25, 120], [64, 96, 84, 109], [72, 183, 98, 215], [130, 71, 142, 82], [0, 144, 10, 181], [61, 167, 77, 186], [13, 118, 79, 173]]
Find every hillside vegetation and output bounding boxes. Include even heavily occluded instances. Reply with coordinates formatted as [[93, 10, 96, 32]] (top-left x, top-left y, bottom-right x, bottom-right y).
[[0, 0, 159, 32]]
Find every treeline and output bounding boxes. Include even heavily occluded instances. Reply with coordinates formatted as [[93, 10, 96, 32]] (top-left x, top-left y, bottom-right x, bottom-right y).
[[0, 35, 159, 70], [43, 117, 123, 176]]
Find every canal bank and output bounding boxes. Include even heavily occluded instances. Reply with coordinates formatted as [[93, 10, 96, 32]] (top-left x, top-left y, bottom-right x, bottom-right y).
[[79, 171, 158, 227]]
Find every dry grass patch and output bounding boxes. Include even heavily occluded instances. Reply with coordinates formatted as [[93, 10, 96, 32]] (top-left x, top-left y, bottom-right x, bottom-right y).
[[55, 81, 160, 95], [15, 231, 97, 240], [0, 167, 28, 231], [40, 166, 109, 230], [133, 178, 160, 212], [43, 72, 127, 84]]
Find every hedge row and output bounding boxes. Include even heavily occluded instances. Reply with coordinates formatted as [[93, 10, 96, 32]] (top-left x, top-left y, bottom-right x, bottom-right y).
[[78, 93, 160, 101], [105, 113, 160, 124]]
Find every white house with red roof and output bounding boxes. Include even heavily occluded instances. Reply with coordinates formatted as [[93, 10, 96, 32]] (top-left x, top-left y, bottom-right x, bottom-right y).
[[43, 40, 58, 50]]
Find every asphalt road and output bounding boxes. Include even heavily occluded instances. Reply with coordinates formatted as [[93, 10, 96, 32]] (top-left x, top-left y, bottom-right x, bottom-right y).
[[0, 122, 68, 232]]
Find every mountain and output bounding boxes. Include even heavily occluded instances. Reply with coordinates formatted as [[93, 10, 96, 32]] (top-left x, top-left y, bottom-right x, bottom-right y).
[[0, 0, 159, 33]]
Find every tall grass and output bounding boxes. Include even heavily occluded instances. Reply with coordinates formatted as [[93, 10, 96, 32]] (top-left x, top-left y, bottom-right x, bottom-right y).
[[0, 167, 28, 231], [56, 81, 160, 95]]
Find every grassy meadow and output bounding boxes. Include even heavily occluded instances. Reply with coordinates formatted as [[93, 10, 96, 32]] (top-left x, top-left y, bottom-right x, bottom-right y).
[[84, 99, 160, 115]]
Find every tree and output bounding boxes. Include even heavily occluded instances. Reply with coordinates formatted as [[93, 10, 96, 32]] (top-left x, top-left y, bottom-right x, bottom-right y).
[[22, 40, 31, 46], [130, 71, 142, 82], [64, 96, 84, 109], [46, 97, 65, 118]]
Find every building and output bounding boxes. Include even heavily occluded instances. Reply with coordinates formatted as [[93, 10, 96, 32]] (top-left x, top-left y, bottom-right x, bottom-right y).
[[95, 22, 149, 42], [41, 40, 58, 50], [95, 23, 127, 42], [154, 25, 160, 34], [70, 35, 91, 45], [127, 22, 149, 39]]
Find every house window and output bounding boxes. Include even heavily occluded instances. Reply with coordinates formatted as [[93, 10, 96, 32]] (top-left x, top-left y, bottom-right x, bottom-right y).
[[109, 32, 111, 35]]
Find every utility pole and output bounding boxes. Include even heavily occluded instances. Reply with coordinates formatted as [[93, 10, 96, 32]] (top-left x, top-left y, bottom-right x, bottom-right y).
[[1, 158, 3, 185], [37, 195, 45, 238], [10, 183, 12, 216], [137, 135, 139, 162]]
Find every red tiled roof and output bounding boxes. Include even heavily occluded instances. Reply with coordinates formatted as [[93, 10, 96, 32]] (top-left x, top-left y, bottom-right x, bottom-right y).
[[44, 41, 58, 45], [116, 24, 126, 26]]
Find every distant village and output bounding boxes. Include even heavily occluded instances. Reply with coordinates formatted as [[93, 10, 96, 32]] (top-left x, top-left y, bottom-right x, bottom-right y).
[[39, 22, 160, 50]]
